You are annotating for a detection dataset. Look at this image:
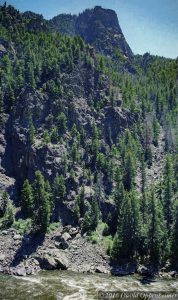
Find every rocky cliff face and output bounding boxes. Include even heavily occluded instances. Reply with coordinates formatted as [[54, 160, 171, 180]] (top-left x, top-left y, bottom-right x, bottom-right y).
[[50, 6, 133, 58], [0, 4, 178, 276], [0, 6, 135, 223], [0, 67, 134, 221], [0, 4, 175, 223]]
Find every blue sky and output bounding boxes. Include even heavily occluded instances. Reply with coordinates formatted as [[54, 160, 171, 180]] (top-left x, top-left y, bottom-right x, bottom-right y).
[[2, 0, 178, 58]]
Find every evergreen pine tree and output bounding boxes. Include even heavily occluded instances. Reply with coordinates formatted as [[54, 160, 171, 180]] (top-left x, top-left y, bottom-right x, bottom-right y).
[[148, 187, 169, 264], [173, 153, 178, 192], [57, 112, 67, 134], [111, 190, 141, 261], [140, 155, 148, 222], [171, 200, 178, 264], [90, 198, 99, 230], [114, 181, 125, 221], [21, 179, 33, 217], [123, 151, 136, 191], [73, 196, 80, 223], [2, 202, 14, 229], [82, 198, 99, 233], [26, 62, 36, 88], [78, 184, 85, 217], [33, 171, 52, 232], [2, 191, 8, 211], [0, 89, 4, 113], [163, 155, 174, 232], [53, 174, 66, 202], [43, 130, 51, 144], [153, 117, 160, 146], [28, 116, 36, 144]]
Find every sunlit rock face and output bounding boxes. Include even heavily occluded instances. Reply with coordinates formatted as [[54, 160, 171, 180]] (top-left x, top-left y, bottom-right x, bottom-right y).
[[50, 6, 133, 58]]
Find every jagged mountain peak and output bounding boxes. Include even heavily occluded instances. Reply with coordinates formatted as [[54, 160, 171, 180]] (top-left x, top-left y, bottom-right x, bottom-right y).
[[80, 5, 120, 28], [50, 6, 133, 58]]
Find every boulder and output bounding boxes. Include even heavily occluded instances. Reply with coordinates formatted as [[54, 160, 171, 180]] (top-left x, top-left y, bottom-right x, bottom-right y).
[[137, 265, 150, 276], [54, 251, 69, 270], [13, 234, 21, 240], [69, 227, 79, 236], [62, 225, 72, 233], [55, 241, 62, 249], [111, 268, 130, 276], [95, 266, 109, 274], [36, 254, 57, 270], [62, 232, 71, 241], [60, 232, 72, 249], [111, 264, 136, 276], [0, 254, 5, 261], [81, 264, 91, 273], [9, 228, 16, 233], [11, 267, 27, 276], [2, 230, 8, 235], [32, 258, 40, 266], [0, 265, 4, 273], [16, 267, 27, 276], [35, 250, 69, 270], [26, 268, 33, 275], [169, 271, 177, 278]]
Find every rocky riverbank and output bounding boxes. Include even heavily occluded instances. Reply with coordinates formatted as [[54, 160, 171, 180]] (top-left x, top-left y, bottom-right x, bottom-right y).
[[0, 226, 111, 276], [0, 226, 178, 278]]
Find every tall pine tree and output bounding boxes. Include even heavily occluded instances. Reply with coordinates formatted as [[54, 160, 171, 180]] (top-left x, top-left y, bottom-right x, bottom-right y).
[[112, 190, 141, 261], [171, 200, 178, 265], [162, 155, 174, 232], [148, 187, 169, 264], [33, 171, 52, 232], [21, 179, 33, 217]]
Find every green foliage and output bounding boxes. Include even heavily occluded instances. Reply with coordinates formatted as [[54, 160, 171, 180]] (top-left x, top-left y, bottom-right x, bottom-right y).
[[21, 179, 33, 217], [153, 117, 160, 146], [47, 222, 60, 233], [0, 3, 178, 266], [114, 181, 125, 221], [140, 155, 148, 222], [28, 119, 36, 144], [162, 155, 175, 232], [102, 223, 109, 236], [99, 56, 105, 72], [1, 201, 15, 229], [0, 89, 4, 113], [0, 191, 8, 217], [32, 171, 52, 232], [56, 112, 67, 134], [53, 175, 66, 201], [14, 219, 32, 235], [82, 199, 99, 233], [73, 196, 80, 222], [42, 130, 51, 144], [26, 62, 36, 88], [123, 151, 136, 191], [51, 127, 58, 143], [145, 145, 153, 166], [111, 190, 141, 261], [148, 187, 169, 264], [171, 201, 178, 263], [77, 185, 85, 218], [71, 141, 80, 163], [174, 153, 178, 192]]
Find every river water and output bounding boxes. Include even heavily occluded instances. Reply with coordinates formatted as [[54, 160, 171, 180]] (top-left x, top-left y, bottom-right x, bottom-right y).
[[0, 271, 178, 300]]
